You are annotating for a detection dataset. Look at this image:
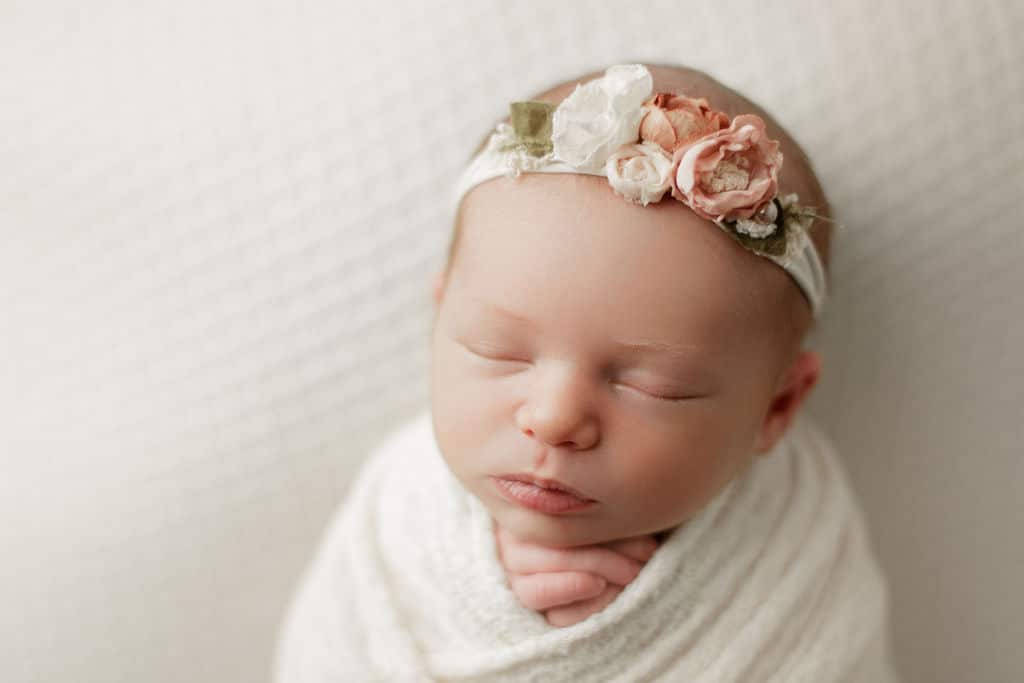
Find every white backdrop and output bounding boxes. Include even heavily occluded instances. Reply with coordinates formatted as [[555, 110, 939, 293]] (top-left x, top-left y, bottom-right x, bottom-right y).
[[2, 1, 1022, 681]]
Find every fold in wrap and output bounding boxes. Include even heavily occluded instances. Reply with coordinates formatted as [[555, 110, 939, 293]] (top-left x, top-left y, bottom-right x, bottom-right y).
[[273, 411, 899, 682]]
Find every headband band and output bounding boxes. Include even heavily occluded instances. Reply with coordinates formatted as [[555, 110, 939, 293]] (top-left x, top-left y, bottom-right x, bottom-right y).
[[449, 64, 829, 319]]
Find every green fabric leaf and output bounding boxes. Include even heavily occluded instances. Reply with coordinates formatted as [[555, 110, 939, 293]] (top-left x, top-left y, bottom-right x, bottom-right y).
[[507, 100, 555, 157]]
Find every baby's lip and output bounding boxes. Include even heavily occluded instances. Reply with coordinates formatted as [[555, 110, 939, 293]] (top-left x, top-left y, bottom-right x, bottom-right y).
[[494, 472, 596, 502]]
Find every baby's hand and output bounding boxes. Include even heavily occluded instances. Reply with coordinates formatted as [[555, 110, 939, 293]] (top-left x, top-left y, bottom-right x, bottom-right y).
[[493, 521, 660, 627]]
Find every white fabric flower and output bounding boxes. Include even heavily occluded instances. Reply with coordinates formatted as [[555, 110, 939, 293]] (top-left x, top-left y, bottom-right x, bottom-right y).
[[605, 141, 674, 206], [551, 64, 653, 173]]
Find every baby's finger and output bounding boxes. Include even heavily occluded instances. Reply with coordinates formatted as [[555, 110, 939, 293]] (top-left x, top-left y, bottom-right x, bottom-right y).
[[499, 538, 644, 586], [545, 584, 624, 628], [602, 535, 659, 563], [507, 571, 607, 611]]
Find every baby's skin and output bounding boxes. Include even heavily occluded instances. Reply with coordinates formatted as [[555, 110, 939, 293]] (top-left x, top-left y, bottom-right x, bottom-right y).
[[493, 519, 661, 627]]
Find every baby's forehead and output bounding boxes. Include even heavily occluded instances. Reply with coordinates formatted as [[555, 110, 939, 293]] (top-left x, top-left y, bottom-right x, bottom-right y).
[[453, 173, 792, 344], [459, 171, 766, 276]]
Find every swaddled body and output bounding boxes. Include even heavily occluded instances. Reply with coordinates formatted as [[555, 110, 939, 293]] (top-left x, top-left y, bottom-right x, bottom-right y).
[[274, 63, 899, 681], [274, 408, 896, 682]]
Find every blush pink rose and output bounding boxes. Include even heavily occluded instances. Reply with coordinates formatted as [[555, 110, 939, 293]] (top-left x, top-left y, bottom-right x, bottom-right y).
[[605, 141, 674, 206], [638, 92, 730, 153], [671, 114, 783, 222]]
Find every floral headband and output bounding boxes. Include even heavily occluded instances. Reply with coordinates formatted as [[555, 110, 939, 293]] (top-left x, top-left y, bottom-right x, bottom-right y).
[[450, 63, 830, 318]]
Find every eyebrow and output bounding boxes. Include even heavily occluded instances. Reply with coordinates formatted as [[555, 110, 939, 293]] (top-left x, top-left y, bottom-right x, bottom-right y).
[[613, 339, 708, 359], [477, 301, 537, 328], [475, 300, 711, 360]]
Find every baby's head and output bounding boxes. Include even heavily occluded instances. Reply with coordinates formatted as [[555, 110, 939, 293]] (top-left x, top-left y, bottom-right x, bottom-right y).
[[429, 63, 833, 548]]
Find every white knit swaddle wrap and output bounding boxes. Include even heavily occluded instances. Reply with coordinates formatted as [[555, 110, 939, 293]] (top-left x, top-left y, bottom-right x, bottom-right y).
[[273, 411, 898, 682]]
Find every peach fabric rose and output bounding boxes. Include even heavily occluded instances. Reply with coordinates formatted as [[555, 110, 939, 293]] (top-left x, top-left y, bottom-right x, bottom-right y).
[[671, 114, 783, 222], [638, 92, 730, 154]]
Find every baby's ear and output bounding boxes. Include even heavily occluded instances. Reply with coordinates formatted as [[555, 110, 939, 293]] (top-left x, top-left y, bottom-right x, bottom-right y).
[[753, 350, 822, 455], [431, 270, 447, 308]]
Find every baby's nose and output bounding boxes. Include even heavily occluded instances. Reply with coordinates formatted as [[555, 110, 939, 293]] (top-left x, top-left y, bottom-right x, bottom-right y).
[[516, 374, 600, 450], [520, 424, 597, 450]]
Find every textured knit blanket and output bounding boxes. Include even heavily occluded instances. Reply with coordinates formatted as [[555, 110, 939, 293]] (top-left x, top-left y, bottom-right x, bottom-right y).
[[273, 410, 898, 682]]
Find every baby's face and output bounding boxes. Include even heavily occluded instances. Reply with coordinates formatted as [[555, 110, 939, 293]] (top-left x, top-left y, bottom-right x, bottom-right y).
[[431, 173, 804, 548]]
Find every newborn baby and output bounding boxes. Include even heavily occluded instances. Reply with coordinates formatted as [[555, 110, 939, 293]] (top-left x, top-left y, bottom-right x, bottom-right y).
[[433, 63, 828, 626], [274, 63, 897, 682]]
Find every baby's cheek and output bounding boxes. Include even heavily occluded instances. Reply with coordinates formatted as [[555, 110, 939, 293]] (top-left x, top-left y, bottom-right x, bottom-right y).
[[613, 422, 735, 523]]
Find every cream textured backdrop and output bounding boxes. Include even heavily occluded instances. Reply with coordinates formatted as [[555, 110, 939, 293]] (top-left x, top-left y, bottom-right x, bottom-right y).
[[2, 1, 1021, 681]]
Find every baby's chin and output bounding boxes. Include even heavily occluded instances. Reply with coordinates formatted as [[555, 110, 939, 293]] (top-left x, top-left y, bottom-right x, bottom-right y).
[[486, 496, 662, 549], [496, 516, 602, 549]]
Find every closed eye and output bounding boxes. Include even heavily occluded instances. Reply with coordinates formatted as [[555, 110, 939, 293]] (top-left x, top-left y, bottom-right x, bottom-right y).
[[613, 381, 707, 402], [459, 342, 531, 365]]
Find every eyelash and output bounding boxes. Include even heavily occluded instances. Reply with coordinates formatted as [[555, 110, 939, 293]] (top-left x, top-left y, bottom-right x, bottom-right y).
[[612, 382, 696, 403], [461, 344, 531, 365], [461, 344, 696, 402]]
